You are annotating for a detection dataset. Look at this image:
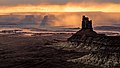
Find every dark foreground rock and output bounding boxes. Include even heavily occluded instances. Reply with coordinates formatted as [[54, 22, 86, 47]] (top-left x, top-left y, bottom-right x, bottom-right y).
[[67, 16, 120, 67], [0, 34, 101, 68]]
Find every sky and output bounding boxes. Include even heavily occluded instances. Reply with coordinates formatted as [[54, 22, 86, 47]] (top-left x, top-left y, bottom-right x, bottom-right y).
[[0, 0, 119, 27], [0, 0, 120, 13], [0, 0, 120, 5]]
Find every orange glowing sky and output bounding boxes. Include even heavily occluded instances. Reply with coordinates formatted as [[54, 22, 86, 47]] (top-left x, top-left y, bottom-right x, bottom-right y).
[[0, 1, 119, 27], [0, 2, 120, 14]]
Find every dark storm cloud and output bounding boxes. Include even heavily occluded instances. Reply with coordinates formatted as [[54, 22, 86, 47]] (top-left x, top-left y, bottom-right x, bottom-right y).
[[0, 0, 120, 6]]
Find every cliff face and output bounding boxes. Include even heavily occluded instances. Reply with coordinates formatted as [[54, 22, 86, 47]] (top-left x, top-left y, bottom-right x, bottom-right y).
[[67, 16, 120, 67]]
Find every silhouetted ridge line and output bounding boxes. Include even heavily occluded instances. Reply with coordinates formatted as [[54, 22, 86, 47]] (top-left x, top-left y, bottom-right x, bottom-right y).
[[67, 16, 120, 46]]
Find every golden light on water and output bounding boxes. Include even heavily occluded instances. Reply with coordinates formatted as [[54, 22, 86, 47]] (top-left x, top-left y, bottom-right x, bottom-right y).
[[0, 3, 120, 13]]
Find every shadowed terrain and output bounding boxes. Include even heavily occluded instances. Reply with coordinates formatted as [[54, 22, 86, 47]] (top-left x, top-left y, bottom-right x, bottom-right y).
[[0, 34, 101, 68]]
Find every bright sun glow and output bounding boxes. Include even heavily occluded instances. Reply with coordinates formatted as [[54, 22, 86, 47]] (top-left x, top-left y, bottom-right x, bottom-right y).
[[0, 2, 120, 14]]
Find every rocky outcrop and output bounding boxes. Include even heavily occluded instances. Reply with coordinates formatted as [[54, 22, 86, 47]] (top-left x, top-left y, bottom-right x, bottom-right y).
[[67, 16, 120, 49], [67, 16, 120, 67], [67, 52, 120, 67]]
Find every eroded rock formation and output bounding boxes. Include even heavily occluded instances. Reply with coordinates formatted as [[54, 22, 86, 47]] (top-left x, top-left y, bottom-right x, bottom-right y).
[[67, 16, 120, 67]]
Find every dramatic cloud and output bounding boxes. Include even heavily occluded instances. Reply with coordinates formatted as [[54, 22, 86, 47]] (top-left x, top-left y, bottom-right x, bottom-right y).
[[0, 0, 120, 6], [0, 2, 120, 14]]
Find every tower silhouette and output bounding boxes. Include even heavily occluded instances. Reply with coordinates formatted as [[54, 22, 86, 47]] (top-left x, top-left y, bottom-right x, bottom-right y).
[[82, 16, 93, 30]]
